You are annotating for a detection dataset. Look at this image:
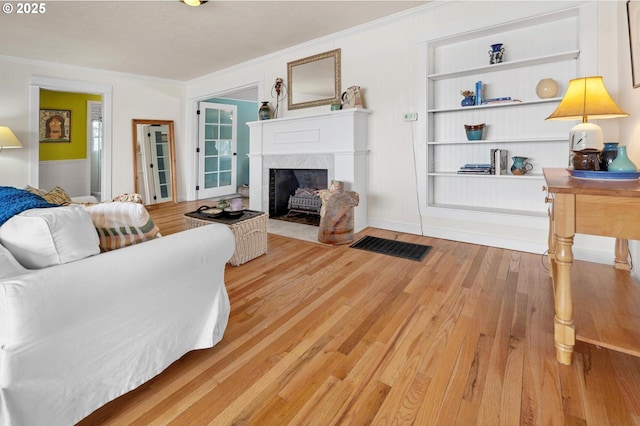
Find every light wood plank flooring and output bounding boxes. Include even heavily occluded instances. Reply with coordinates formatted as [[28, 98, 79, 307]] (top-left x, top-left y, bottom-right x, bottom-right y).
[[79, 200, 640, 425]]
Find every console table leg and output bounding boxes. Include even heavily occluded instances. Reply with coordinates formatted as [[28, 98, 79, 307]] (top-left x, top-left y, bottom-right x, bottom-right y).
[[554, 234, 575, 365], [552, 194, 575, 365], [615, 238, 631, 271], [547, 203, 556, 280]]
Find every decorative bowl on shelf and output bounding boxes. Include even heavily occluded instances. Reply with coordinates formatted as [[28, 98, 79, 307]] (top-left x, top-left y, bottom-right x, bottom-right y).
[[464, 123, 485, 141], [536, 78, 559, 99]]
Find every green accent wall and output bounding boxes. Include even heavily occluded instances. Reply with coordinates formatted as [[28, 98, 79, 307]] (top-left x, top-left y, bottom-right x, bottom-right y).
[[210, 98, 258, 188], [39, 89, 102, 161]]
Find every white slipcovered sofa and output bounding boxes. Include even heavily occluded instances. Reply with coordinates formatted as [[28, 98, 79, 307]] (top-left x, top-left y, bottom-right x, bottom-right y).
[[0, 189, 235, 425]]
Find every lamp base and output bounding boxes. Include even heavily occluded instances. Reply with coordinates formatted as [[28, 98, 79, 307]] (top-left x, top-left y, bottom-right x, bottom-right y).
[[569, 122, 603, 151]]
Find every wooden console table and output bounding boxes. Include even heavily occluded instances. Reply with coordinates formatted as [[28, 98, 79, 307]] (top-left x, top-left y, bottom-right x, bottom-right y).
[[544, 168, 640, 365]]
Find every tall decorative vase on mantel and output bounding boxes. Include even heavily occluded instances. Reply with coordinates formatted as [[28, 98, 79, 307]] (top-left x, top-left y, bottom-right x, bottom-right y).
[[258, 101, 271, 120], [607, 145, 637, 172]]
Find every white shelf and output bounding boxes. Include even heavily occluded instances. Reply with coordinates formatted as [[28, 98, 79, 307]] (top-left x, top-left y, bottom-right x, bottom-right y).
[[427, 203, 548, 219], [427, 50, 580, 81], [428, 137, 565, 146], [428, 172, 544, 180], [428, 97, 560, 113]]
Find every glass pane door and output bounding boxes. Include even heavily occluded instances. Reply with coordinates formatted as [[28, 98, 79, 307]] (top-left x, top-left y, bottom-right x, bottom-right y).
[[198, 102, 237, 199]]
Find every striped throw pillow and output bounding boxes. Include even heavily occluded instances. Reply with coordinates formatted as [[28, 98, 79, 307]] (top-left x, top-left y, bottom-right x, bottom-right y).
[[83, 201, 161, 252]]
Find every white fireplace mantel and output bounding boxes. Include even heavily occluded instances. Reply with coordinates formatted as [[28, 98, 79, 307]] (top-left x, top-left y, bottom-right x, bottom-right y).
[[247, 108, 370, 232]]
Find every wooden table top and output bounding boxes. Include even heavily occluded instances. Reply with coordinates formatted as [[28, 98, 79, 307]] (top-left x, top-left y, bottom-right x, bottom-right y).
[[543, 168, 640, 197]]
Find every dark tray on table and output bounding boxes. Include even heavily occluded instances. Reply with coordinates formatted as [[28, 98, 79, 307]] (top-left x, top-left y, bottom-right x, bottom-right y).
[[185, 207, 264, 225]]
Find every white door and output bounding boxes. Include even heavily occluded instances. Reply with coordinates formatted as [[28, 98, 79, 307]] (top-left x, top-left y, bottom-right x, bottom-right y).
[[197, 102, 237, 199], [87, 100, 102, 200]]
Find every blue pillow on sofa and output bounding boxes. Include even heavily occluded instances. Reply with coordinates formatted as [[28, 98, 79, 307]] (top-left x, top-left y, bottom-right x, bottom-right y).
[[0, 186, 57, 226]]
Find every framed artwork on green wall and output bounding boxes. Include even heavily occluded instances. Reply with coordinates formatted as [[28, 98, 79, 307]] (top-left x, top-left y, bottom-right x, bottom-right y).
[[39, 109, 71, 143]]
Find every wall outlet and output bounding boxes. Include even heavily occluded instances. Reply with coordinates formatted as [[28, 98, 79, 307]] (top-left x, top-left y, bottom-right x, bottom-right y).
[[404, 112, 418, 122]]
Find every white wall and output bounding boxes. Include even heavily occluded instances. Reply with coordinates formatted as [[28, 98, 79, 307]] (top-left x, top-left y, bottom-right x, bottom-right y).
[[0, 57, 186, 199], [39, 160, 88, 197], [187, 0, 635, 264]]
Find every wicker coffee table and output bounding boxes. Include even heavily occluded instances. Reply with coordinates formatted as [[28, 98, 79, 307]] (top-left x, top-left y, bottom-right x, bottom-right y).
[[184, 209, 267, 266]]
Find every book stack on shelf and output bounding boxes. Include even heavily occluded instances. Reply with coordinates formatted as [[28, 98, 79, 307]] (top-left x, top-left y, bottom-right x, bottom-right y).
[[458, 149, 509, 175], [491, 148, 508, 175], [457, 163, 492, 174], [481, 97, 514, 105]]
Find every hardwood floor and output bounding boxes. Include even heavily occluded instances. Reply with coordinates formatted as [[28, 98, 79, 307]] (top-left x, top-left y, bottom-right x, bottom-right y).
[[79, 200, 640, 425]]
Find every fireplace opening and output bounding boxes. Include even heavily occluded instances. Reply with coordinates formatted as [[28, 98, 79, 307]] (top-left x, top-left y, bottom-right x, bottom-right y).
[[269, 168, 328, 226]]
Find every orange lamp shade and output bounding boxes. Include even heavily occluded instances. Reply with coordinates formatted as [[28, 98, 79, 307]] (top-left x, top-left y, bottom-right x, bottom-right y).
[[546, 76, 628, 122]]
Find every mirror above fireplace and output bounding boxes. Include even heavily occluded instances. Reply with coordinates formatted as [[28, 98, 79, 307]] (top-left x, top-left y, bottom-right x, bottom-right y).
[[287, 48, 341, 110]]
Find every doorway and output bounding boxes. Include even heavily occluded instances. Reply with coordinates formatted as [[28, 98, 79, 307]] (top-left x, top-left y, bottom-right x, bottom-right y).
[[87, 100, 102, 199], [189, 84, 259, 201], [197, 102, 238, 199], [29, 76, 112, 200]]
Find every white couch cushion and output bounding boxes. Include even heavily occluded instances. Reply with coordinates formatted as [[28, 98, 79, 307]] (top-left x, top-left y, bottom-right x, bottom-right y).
[[0, 205, 100, 269], [0, 243, 27, 279]]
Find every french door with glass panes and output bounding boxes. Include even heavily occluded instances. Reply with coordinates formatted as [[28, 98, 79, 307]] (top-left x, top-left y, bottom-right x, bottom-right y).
[[197, 102, 237, 199]]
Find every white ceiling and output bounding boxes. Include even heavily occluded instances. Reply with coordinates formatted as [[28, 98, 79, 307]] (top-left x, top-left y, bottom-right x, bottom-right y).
[[0, 0, 429, 81]]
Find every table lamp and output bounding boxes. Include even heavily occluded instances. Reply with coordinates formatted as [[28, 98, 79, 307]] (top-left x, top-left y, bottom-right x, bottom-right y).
[[546, 76, 628, 152], [0, 127, 22, 153]]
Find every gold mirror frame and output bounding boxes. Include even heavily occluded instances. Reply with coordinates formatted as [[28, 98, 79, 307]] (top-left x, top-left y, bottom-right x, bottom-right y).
[[287, 48, 341, 110], [131, 119, 177, 206]]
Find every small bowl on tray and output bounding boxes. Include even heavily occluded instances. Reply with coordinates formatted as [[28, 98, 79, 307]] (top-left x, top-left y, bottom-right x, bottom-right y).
[[224, 207, 244, 217], [196, 206, 223, 218]]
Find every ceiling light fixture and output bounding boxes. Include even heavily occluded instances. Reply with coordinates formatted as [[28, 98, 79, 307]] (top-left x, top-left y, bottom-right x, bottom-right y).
[[181, 0, 207, 6]]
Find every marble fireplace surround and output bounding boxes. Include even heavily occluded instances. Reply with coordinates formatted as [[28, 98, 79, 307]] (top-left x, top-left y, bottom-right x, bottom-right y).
[[247, 109, 370, 232]]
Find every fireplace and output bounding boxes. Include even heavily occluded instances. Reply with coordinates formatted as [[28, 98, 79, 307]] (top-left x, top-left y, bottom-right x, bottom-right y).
[[269, 168, 327, 225], [247, 109, 370, 232]]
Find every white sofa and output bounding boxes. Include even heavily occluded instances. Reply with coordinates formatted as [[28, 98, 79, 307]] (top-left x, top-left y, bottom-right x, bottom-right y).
[[0, 202, 235, 425]]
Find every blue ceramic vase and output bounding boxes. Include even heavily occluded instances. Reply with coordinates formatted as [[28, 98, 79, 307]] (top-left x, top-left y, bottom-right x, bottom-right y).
[[489, 43, 505, 64], [607, 146, 637, 172], [258, 101, 271, 120], [600, 142, 618, 170], [461, 95, 475, 107]]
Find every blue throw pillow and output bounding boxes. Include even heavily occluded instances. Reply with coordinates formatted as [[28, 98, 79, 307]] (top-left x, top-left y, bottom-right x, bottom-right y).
[[0, 186, 58, 226]]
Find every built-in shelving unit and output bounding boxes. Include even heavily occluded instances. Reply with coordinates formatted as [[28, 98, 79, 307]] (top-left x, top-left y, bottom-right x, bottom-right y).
[[424, 7, 583, 216]]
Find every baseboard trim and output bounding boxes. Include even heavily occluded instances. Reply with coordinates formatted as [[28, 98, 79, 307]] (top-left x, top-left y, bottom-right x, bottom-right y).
[[367, 218, 615, 265]]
